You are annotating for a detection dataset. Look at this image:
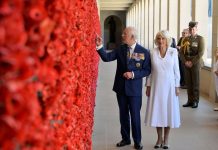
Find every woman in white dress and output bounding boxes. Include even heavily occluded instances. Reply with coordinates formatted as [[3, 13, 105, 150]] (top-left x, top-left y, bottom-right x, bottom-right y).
[[145, 30, 180, 149], [213, 49, 218, 111]]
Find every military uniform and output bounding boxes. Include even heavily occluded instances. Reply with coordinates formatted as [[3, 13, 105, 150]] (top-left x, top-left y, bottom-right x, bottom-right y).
[[180, 21, 205, 108]]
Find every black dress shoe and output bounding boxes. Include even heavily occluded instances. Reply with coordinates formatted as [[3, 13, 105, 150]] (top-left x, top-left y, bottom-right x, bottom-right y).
[[134, 143, 143, 150], [154, 144, 162, 149], [183, 102, 192, 107], [192, 101, 198, 108], [116, 140, 131, 147], [162, 145, 169, 149]]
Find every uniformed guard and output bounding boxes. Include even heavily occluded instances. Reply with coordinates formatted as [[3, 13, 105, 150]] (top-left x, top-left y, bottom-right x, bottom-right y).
[[180, 21, 205, 108]]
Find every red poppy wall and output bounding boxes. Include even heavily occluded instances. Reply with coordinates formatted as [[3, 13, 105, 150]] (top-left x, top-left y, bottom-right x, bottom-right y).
[[0, 0, 100, 149]]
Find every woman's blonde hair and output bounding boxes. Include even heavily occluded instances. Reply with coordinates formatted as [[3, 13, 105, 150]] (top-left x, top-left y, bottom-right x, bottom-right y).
[[154, 30, 172, 48]]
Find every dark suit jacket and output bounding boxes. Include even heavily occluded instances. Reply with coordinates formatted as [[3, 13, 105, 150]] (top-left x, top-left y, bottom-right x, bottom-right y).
[[171, 38, 177, 48], [97, 43, 151, 96]]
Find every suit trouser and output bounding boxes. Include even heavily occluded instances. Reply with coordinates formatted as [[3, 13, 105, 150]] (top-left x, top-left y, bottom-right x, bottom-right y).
[[116, 94, 142, 144], [179, 57, 185, 85], [184, 63, 200, 103]]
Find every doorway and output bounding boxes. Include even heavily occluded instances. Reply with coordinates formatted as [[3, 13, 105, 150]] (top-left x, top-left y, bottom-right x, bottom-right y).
[[104, 15, 123, 50]]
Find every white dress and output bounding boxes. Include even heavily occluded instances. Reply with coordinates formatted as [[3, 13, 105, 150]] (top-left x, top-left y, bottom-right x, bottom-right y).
[[213, 60, 218, 95], [145, 47, 181, 128]]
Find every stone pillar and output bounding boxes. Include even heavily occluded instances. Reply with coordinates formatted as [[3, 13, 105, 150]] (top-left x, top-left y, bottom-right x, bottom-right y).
[[210, 0, 218, 102], [168, 0, 178, 41], [148, 0, 154, 49], [144, 0, 149, 47], [178, 0, 191, 39], [192, 0, 208, 60], [153, 0, 160, 47], [160, 0, 168, 30], [140, 0, 145, 46]]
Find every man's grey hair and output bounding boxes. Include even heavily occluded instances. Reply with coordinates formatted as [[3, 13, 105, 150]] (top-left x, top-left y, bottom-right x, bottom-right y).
[[183, 28, 189, 33], [126, 26, 138, 40]]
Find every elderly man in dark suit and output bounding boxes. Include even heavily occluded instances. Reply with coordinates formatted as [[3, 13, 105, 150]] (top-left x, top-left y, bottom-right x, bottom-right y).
[[96, 26, 151, 150]]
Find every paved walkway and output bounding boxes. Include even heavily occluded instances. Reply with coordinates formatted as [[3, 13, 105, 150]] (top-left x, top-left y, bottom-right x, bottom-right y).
[[93, 60, 218, 150]]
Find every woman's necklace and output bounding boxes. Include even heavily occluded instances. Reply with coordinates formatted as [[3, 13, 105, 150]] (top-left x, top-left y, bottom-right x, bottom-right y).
[[159, 47, 167, 58]]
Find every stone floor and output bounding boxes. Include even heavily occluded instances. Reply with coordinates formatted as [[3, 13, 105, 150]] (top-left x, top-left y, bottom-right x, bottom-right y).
[[92, 60, 218, 150]]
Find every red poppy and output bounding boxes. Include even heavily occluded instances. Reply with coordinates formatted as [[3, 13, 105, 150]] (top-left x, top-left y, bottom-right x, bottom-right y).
[[0, 0, 101, 149]]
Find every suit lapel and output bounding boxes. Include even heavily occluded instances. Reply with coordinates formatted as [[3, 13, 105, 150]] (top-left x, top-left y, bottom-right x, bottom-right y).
[[134, 43, 141, 53], [122, 44, 129, 69]]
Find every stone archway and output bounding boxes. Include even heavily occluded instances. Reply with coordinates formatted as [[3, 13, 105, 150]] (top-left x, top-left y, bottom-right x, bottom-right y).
[[104, 15, 123, 50]]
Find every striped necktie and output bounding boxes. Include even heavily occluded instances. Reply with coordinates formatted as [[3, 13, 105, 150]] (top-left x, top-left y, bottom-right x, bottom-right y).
[[127, 46, 131, 60]]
